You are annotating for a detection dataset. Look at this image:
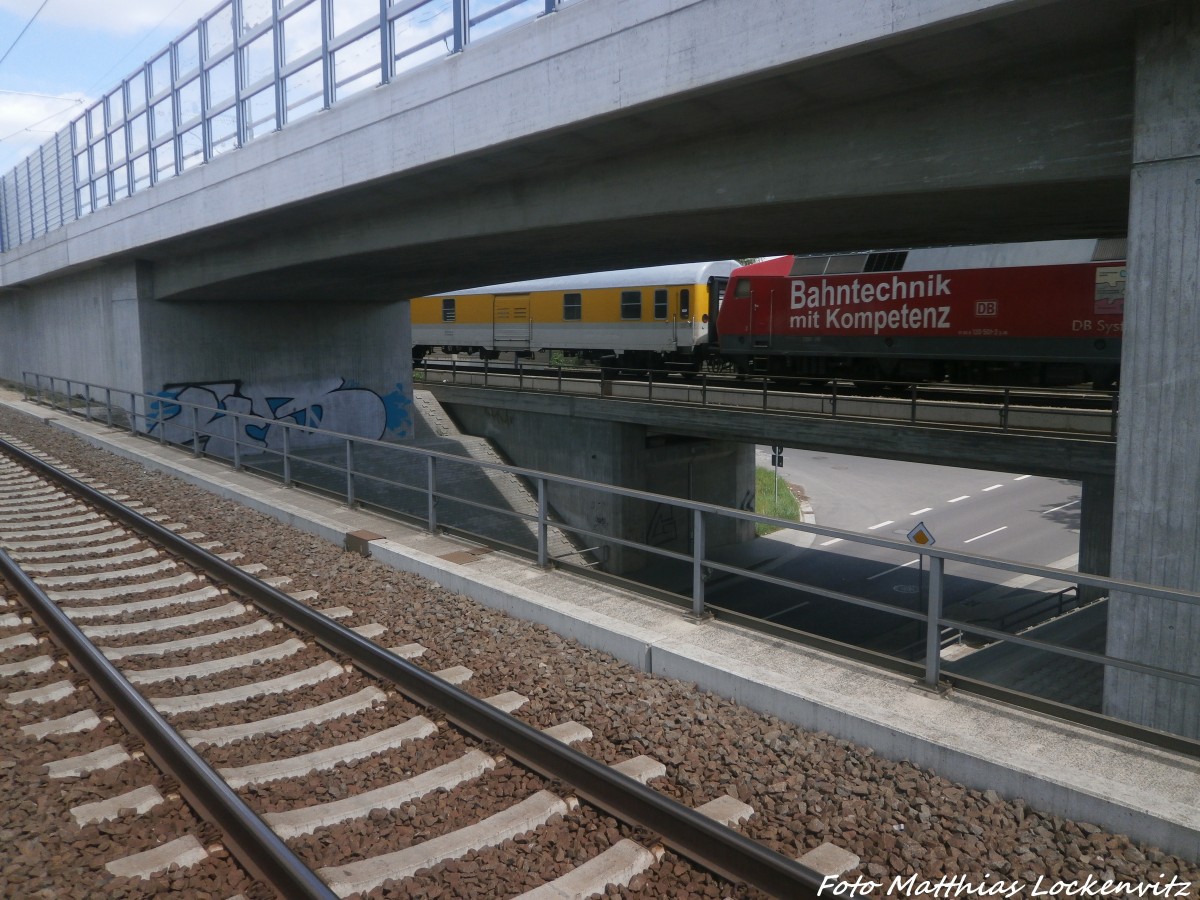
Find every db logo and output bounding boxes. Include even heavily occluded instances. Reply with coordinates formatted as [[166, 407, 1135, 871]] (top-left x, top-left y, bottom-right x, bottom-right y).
[[975, 300, 998, 317]]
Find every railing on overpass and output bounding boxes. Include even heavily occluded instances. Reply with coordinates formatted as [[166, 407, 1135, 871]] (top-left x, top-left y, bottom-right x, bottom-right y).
[[19, 371, 1199, 755], [0, 0, 575, 253], [415, 357, 1121, 439]]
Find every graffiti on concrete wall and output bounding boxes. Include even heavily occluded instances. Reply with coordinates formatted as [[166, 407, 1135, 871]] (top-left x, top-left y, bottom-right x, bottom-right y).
[[149, 377, 412, 458]]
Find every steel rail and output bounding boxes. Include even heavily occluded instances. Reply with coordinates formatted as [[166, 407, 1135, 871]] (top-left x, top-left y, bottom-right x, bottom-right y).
[[0, 437, 824, 898], [0, 481, 336, 898]]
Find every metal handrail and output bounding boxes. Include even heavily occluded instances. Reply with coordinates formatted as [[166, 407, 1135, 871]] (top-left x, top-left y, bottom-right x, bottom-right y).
[[416, 358, 1118, 439], [19, 371, 1200, 751]]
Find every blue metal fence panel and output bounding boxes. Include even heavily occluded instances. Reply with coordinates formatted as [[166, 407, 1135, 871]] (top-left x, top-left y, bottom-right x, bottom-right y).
[[0, 0, 569, 255]]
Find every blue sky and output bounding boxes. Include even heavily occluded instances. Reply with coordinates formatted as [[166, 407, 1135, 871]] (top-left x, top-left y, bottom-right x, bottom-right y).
[[0, 0, 227, 173]]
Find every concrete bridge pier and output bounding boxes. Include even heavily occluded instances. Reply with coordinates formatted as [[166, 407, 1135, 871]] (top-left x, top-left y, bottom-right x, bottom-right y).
[[442, 400, 755, 576], [1078, 474, 1114, 604], [0, 261, 417, 449], [1104, 0, 1200, 739]]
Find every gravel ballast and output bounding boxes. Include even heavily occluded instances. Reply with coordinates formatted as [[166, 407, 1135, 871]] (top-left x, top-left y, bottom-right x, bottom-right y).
[[0, 406, 1197, 898]]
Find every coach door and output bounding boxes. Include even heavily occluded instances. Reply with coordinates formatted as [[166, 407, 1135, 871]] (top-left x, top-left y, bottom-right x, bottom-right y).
[[493, 294, 531, 351], [750, 282, 776, 349]]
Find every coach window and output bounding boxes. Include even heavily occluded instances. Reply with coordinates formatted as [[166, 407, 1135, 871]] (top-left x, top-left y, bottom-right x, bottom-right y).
[[442, 298, 456, 322], [563, 292, 582, 320], [621, 290, 642, 319], [654, 289, 668, 320], [680, 289, 690, 320]]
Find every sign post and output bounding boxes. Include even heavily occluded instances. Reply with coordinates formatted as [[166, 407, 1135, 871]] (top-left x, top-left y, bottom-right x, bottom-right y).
[[770, 445, 783, 502], [906, 521, 945, 691]]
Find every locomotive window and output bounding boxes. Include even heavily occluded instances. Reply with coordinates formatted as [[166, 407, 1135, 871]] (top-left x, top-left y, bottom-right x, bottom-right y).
[[621, 290, 642, 319], [734, 279, 751, 299], [654, 289, 668, 319], [563, 292, 582, 320], [441, 298, 456, 322], [864, 251, 908, 272], [680, 289, 690, 319]]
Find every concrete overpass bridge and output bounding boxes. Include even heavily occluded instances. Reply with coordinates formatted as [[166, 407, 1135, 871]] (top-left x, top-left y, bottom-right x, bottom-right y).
[[1, 0, 1197, 738]]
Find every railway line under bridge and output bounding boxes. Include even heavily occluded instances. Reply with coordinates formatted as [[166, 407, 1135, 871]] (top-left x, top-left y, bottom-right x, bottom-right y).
[[1, 0, 1198, 738]]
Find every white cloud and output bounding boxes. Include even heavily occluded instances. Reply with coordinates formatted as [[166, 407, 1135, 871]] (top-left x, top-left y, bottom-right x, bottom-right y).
[[0, 0, 222, 36]]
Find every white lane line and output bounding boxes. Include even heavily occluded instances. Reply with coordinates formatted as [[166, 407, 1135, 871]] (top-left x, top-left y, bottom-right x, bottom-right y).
[[948, 495, 970, 503], [868, 520, 894, 530], [820, 538, 842, 546], [1014, 474, 1032, 481], [763, 601, 810, 620], [1043, 499, 1080, 515], [983, 484, 1003, 492], [964, 526, 1008, 544], [909, 507, 933, 516], [867, 559, 919, 581]]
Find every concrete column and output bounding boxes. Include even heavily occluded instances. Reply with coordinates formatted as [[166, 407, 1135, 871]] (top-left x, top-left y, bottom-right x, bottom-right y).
[[1104, 1, 1200, 738], [1077, 474, 1113, 604]]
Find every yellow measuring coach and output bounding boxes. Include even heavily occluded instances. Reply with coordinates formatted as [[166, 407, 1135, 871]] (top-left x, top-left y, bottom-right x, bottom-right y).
[[410, 261, 738, 372]]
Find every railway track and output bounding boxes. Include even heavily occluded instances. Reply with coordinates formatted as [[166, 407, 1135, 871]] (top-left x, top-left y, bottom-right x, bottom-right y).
[[0, 434, 822, 898]]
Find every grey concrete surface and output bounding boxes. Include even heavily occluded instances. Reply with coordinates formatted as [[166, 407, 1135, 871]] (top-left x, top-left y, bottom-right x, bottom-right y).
[[1105, 1, 1200, 739], [0, 0, 1137, 302], [5, 393, 1196, 861]]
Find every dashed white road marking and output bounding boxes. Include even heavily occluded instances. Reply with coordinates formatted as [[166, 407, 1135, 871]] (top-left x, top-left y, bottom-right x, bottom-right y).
[[909, 507, 933, 516], [1014, 474, 1032, 481], [982, 484, 1003, 492], [867, 520, 894, 530], [964, 526, 1008, 544], [1044, 499, 1080, 515], [867, 559, 919, 581], [820, 538, 842, 546], [948, 495, 970, 503]]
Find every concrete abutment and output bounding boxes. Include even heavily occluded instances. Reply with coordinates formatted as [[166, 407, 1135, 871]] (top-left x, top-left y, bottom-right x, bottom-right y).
[[1104, 0, 1200, 739], [442, 398, 755, 576]]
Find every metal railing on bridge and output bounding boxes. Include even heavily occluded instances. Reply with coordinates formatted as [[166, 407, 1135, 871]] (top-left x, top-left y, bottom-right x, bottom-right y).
[[416, 356, 1121, 439], [0, 0, 576, 253], [18, 371, 1200, 755]]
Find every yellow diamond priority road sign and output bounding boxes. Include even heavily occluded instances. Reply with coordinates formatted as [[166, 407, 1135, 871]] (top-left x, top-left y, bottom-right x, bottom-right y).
[[907, 521, 936, 547]]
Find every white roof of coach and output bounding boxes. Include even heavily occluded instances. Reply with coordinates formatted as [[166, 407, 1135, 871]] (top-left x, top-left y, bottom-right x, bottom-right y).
[[437, 261, 740, 296]]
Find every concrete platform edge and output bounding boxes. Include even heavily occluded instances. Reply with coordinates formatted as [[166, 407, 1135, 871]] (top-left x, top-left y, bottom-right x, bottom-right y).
[[7, 399, 1197, 861]]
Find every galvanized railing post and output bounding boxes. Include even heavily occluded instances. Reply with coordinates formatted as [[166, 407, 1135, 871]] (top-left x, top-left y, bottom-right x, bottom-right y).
[[105, 388, 113, 427], [537, 476, 548, 567], [427, 456, 437, 532], [282, 426, 292, 487], [518, 359, 524, 391], [483, 356, 489, 387], [923, 555, 945, 690], [831, 379, 839, 417], [345, 439, 356, 508], [910, 383, 918, 424], [762, 376, 768, 411], [129, 392, 137, 436], [84, 383, 92, 422], [691, 508, 706, 619], [191, 406, 201, 457], [232, 414, 241, 471], [647, 368, 654, 401], [21, 373, 30, 403], [557, 365, 563, 393], [158, 398, 166, 444], [65, 379, 72, 413], [1001, 387, 1011, 431], [701, 372, 708, 407]]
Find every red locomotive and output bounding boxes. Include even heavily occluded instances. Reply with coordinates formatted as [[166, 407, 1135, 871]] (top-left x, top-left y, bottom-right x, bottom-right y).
[[715, 239, 1125, 388]]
